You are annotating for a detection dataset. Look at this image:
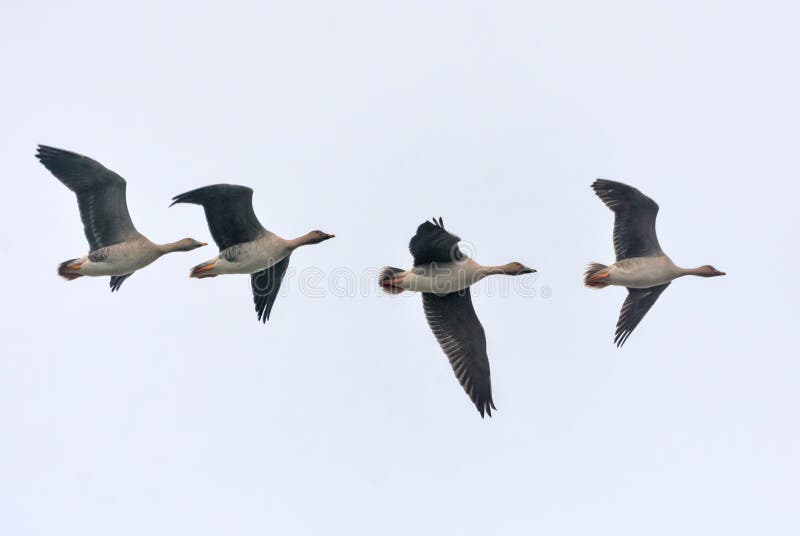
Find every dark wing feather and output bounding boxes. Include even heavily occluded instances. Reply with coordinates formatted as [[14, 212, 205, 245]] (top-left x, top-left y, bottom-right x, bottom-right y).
[[592, 179, 662, 261], [36, 145, 140, 251], [170, 184, 266, 251], [251, 256, 291, 323], [109, 274, 133, 292], [409, 218, 463, 266], [422, 289, 495, 417], [614, 283, 671, 347]]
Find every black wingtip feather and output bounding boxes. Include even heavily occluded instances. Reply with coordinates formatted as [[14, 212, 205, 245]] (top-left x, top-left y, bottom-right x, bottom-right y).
[[170, 184, 254, 206], [109, 274, 132, 292], [476, 399, 496, 418], [35, 144, 82, 162], [428, 217, 445, 229], [168, 191, 194, 207], [169, 187, 206, 206]]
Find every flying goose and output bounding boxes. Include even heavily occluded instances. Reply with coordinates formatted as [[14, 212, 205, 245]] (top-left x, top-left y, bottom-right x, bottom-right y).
[[585, 179, 725, 347], [170, 184, 334, 322], [380, 218, 536, 417], [36, 145, 206, 292]]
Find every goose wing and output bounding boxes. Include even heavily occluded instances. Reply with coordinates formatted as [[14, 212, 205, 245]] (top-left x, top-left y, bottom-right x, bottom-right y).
[[614, 283, 671, 347], [592, 179, 663, 261], [409, 217, 464, 266], [36, 145, 140, 251], [422, 289, 495, 417], [251, 256, 291, 322], [110, 274, 133, 292], [171, 184, 266, 251]]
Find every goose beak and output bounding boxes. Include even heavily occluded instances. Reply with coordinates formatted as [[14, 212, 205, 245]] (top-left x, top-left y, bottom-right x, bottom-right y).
[[326, 234, 335, 240], [200, 242, 208, 247], [520, 266, 537, 274]]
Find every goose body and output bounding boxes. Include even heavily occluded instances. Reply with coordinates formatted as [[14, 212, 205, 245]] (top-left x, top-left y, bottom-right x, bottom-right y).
[[66, 236, 170, 277], [385, 257, 493, 295], [380, 218, 536, 418], [36, 145, 206, 292], [193, 231, 293, 277], [586, 179, 725, 346], [601, 255, 684, 289], [170, 184, 334, 322]]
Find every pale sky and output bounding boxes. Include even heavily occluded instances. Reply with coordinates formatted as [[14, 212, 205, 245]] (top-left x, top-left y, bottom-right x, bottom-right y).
[[1, 1, 798, 535]]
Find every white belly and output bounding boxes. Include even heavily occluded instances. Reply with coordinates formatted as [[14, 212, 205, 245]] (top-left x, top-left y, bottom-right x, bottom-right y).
[[214, 252, 288, 275], [607, 256, 680, 288], [82, 257, 155, 276], [211, 234, 291, 275], [81, 241, 161, 276], [400, 259, 485, 295]]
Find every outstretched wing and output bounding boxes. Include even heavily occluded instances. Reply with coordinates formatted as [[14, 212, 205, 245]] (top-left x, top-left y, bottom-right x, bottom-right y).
[[614, 283, 671, 347], [36, 145, 140, 252], [592, 179, 662, 261], [408, 217, 464, 266], [109, 274, 133, 292], [251, 256, 291, 323], [171, 184, 266, 251], [422, 289, 495, 417]]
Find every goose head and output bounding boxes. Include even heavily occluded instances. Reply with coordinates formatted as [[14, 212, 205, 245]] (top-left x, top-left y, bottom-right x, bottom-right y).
[[694, 265, 726, 277], [174, 238, 208, 251], [305, 230, 336, 244], [502, 262, 537, 276]]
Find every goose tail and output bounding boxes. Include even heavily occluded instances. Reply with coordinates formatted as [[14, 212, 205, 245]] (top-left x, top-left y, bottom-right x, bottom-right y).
[[190, 260, 219, 278], [58, 258, 84, 281], [379, 266, 406, 295], [584, 263, 610, 288]]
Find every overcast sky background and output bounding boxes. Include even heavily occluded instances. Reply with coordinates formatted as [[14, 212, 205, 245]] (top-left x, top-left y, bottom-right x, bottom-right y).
[[1, 1, 798, 534]]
